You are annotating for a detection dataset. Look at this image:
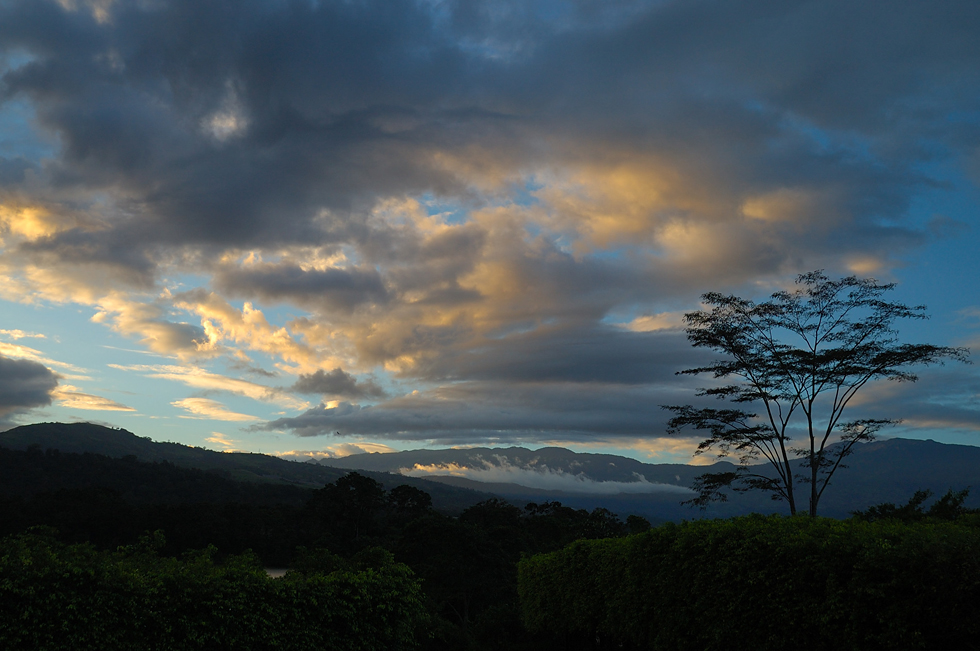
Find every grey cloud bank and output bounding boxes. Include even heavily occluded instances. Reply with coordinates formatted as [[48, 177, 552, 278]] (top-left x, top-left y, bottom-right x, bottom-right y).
[[1, 0, 978, 449], [400, 460, 695, 495], [291, 368, 386, 399], [0, 354, 58, 425]]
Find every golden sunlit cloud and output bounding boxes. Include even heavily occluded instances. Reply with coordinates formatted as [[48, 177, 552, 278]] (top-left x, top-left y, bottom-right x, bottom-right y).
[[0, 329, 46, 340], [54, 385, 135, 411], [0, 203, 72, 241], [172, 397, 259, 422], [531, 156, 733, 254], [401, 461, 469, 477], [845, 256, 886, 275], [400, 460, 696, 494], [0, 341, 89, 378], [91, 292, 217, 360], [622, 312, 687, 332], [110, 363, 308, 409], [173, 292, 325, 373], [277, 441, 399, 460], [741, 188, 819, 223], [204, 432, 240, 449]]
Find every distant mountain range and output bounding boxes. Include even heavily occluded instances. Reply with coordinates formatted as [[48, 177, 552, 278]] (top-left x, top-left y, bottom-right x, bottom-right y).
[[316, 438, 980, 519], [3, 422, 979, 520], [0, 422, 493, 513]]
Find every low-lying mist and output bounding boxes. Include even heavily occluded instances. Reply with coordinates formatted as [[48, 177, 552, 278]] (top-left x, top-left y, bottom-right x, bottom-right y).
[[399, 459, 695, 495]]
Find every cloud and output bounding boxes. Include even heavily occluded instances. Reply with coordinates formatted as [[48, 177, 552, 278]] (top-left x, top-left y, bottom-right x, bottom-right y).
[[400, 459, 694, 495], [91, 292, 213, 359], [621, 312, 687, 333], [0, 337, 132, 414], [110, 363, 307, 409], [1, 0, 963, 261], [844, 367, 980, 434], [53, 385, 135, 412], [261, 378, 698, 444], [0, 340, 89, 378], [204, 431, 241, 450], [0, 0, 978, 448], [0, 329, 45, 339], [170, 291, 322, 372], [409, 326, 706, 385], [291, 368, 386, 399], [276, 441, 398, 462], [0, 353, 59, 422], [542, 436, 718, 466], [213, 262, 389, 311], [172, 397, 258, 422]]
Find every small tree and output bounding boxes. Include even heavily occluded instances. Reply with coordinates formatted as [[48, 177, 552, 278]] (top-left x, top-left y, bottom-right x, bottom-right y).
[[663, 270, 969, 516]]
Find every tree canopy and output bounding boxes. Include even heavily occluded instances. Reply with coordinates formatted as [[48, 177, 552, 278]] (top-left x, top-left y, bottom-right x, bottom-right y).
[[664, 270, 969, 516]]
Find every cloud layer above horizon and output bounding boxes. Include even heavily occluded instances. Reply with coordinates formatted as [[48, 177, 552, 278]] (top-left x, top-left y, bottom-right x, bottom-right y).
[[1, 0, 979, 455]]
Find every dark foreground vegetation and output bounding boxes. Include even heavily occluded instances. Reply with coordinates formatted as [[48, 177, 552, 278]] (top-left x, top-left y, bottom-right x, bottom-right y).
[[520, 509, 980, 650], [0, 445, 644, 650], [0, 530, 425, 651], [2, 444, 979, 650]]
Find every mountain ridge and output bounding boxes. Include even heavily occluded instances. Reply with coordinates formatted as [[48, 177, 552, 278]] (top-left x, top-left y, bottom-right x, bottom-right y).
[[317, 437, 980, 519], [4, 422, 979, 520], [0, 422, 494, 513]]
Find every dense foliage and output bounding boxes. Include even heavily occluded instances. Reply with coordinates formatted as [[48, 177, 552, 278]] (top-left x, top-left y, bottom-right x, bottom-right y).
[[519, 514, 980, 650], [0, 447, 314, 564], [7, 442, 979, 650], [0, 529, 427, 651], [0, 445, 647, 650]]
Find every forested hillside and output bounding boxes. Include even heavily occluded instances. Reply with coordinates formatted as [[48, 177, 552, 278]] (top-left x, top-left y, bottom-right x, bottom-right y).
[[0, 441, 651, 649], [0, 422, 493, 512]]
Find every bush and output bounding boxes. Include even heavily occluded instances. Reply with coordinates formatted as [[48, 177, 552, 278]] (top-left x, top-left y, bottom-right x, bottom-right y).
[[0, 529, 427, 651], [518, 515, 980, 650]]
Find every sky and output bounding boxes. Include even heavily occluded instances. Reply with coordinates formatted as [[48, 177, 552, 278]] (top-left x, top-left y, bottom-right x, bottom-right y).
[[0, 0, 979, 464]]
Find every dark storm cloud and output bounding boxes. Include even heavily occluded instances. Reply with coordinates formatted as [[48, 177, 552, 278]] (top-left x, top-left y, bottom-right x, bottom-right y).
[[0, 156, 34, 184], [266, 357, 980, 445], [19, 225, 158, 287], [0, 0, 975, 255], [414, 326, 710, 384], [2, 0, 979, 443], [214, 263, 389, 310], [0, 0, 488, 247], [0, 354, 58, 424], [291, 368, 386, 399], [363, 224, 487, 297], [845, 366, 980, 435], [262, 379, 694, 443]]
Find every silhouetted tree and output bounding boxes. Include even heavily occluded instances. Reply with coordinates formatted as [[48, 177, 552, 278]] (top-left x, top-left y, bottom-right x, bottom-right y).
[[625, 514, 651, 534], [389, 484, 433, 521], [307, 472, 388, 552], [664, 270, 969, 516]]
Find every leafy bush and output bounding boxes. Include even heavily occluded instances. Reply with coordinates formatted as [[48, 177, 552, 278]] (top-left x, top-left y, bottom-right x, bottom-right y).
[[518, 515, 980, 650], [0, 529, 427, 651]]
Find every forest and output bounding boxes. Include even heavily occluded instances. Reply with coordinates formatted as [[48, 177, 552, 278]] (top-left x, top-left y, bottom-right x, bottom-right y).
[[2, 444, 979, 650]]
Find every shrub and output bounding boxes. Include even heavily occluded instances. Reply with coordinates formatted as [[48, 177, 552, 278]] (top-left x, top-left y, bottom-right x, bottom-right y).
[[0, 529, 427, 651], [518, 515, 980, 650]]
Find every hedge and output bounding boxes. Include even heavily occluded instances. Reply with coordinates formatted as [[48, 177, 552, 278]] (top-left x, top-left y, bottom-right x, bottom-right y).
[[0, 529, 427, 651], [518, 515, 980, 650]]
